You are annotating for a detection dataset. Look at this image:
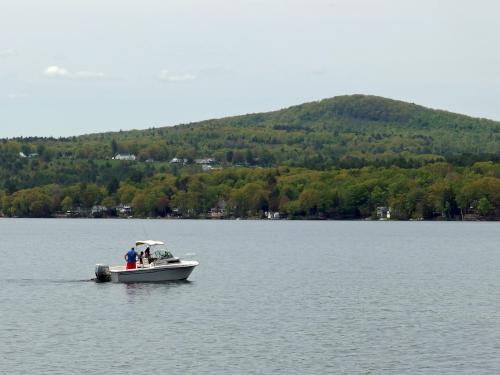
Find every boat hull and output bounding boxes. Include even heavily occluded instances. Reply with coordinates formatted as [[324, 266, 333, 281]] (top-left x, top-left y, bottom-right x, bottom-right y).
[[109, 261, 198, 283]]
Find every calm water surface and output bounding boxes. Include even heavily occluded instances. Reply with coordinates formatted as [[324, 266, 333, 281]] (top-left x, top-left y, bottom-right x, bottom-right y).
[[1, 219, 499, 374]]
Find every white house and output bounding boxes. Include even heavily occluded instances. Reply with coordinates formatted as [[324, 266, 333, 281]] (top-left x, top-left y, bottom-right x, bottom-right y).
[[113, 154, 136, 161], [170, 157, 188, 164], [116, 204, 132, 216], [91, 205, 108, 216], [195, 158, 215, 165], [376, 206, 390, 219], [266, 211, 281, 220]]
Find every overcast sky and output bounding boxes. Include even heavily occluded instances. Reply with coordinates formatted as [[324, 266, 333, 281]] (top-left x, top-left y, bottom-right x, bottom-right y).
[[1, 0, 499, 137]]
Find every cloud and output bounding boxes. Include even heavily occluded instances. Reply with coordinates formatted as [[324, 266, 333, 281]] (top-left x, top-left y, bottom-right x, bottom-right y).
[[43, 65, 106, 80], [159, 69, 196, 82], [44, 65, 69, 77]]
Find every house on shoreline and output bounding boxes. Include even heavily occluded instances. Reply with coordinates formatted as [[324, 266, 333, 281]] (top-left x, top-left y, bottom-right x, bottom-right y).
[[376, 206, 391, 220]]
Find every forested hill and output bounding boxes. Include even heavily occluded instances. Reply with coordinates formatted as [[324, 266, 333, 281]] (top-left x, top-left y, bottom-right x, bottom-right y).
[[6, 95, 500, 169], [0, 95, 499, 220]]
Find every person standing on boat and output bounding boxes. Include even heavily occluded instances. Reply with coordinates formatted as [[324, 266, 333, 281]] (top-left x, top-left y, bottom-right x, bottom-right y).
[[144, 247, 152, 263], [124, 247, 138, 269]]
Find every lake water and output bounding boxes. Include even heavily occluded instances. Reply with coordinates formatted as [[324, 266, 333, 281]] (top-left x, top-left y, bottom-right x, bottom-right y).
[[1, 219, 499, 374]]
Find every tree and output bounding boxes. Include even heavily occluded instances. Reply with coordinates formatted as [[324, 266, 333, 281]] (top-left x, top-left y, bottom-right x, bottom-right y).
[[172, 191, 201, 217], [477, 197, 493, 217], [61, 196, 73, 211], [118, 184, 138, 204], [157, 196, 170, 216], [107, 177, 120, 195], [111, 139, 118, 155], [80, 184, 104, 208], [10, 188, 53, 217], [245, 149, 254, 164], [370, 186, 387, 207], [101, 196, 117, 208], [131, 193, 146, 216], [232, 151, 245, 164], [229, 183, 268, 217], [144, 190, 162, 216], [298, 188, 323, 216], [427, 181, 457, 218], [283, 200, 303, 218]]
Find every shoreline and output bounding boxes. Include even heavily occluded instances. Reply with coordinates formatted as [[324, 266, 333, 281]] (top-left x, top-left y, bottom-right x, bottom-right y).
[[0, 216, 498, 222]]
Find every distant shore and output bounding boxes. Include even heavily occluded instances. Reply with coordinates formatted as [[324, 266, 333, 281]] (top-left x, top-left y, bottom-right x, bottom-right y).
[[1, 216, 497, 222]]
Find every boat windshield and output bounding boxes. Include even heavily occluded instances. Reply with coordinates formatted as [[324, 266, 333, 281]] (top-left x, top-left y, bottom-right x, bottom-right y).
[[153, 249, 175, 259]]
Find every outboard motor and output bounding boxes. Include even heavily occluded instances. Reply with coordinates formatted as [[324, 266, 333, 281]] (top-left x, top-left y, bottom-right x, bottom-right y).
[[95, 264, 111, 282]]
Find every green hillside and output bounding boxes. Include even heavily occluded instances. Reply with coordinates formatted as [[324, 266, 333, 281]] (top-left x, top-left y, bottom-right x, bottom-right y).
[[0, 95, 499, 219], [8, 95, 500, 165]]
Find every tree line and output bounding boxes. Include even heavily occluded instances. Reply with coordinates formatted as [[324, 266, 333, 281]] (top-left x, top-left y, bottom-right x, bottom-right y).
[[1, 163, 498, 220]]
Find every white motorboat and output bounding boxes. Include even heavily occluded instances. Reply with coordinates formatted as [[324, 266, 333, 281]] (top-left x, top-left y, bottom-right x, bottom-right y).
[[95, 240, 199, 283]]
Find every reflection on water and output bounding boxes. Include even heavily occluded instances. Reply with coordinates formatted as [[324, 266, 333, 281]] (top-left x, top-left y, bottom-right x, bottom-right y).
[[124, 282, 153, 299], [123, 280, 194, 299]]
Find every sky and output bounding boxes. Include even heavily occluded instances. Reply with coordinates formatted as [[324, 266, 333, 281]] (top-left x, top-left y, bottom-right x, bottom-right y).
[[1, 0, 499, 138]]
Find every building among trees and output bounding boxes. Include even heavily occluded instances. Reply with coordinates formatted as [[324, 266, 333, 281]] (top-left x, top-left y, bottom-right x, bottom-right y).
[[113, 154, 136, 161]]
